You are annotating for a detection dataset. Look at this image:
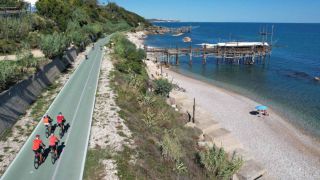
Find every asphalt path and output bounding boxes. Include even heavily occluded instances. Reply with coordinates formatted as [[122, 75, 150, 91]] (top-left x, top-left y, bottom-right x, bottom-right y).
[[1, 37, 109, 180]]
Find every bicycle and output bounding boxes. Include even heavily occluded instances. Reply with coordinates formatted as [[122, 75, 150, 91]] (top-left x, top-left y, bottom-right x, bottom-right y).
[[50, 144, 58, 164], [33, 148, 44, 169], [45, 124, 52, 138], [58, 123, 64, 138]]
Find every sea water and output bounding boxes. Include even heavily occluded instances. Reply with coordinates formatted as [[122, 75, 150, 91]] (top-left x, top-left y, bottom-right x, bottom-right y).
[[146, 22, 320, 138]]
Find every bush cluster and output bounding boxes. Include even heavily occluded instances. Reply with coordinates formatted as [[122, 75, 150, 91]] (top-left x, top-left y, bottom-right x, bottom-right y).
[[112, 33, 146, 75], [39, 32, 68, 58], [154, 78, 173, 97], [0, 55, 47, 91], [199, 145, 243, 179]]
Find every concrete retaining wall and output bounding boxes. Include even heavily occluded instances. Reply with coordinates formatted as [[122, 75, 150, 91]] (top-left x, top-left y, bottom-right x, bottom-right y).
[[0, 47, 79, 135]]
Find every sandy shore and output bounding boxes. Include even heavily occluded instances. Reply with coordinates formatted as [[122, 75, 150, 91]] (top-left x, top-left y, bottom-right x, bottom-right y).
[[127, 32, 320, 179]]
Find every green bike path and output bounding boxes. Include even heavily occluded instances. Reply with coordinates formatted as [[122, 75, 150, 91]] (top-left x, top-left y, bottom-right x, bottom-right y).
[[1, 37, 109, 180]]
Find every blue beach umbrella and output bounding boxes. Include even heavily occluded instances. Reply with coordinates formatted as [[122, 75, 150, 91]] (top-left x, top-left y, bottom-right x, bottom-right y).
[[255, 105, 268, 111]]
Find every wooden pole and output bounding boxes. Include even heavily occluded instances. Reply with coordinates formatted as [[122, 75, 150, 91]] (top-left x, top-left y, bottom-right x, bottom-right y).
[[175, 45, 179, 65], [161, 62, 163, 76], [202, 45, 207, 64], [192, 98, 195, 123], [189, 44, 192, 65]]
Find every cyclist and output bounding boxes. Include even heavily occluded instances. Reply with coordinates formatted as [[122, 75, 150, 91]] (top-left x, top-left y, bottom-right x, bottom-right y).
[[43, 114, 52, 133], [49, 133, 59, 157], [56, 112, 65, 132], [32, 135, 45, 163]]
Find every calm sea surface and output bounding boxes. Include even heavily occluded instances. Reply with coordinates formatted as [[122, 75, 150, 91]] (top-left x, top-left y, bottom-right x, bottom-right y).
[[146, 22, 320, 138]]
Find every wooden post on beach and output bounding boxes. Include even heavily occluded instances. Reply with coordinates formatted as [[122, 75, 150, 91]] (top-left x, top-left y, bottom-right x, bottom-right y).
[[175, 45, 179, 65], [202, 45, 207, 64], [192, 98, 195, 123], [189, 44, 193, 65]]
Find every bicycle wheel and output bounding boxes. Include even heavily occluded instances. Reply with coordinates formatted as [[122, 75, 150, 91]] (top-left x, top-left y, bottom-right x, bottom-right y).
[[34, 155, 39, 169], [51, 151, 56, 164], [45, 127, 49, 138], [59, 127, 63, 138]]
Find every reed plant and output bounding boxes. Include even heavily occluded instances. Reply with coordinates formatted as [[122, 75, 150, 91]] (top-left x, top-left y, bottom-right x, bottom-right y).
[[199, 145, 243, 179]]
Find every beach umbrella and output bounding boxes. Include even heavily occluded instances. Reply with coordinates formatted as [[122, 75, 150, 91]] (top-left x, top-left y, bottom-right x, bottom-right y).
[[255, 105, 268, 111]]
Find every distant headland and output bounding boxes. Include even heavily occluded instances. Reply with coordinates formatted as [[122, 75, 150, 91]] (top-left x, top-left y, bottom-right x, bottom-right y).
[[148, 18, 180, 23]]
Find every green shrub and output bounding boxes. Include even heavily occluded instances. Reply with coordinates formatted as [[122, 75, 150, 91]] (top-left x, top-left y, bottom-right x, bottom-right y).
[[154, 78, 173, 97], [67, 30, 89, 48], [0, 39, 17, 54], [39, 32, 68, 58], [31, 14, 58, 33], [71, 7, 90, 26], [160, 131, 183, 161], [0, 56, 46, 91], [111, 33, 146, 75], [26, 32, 41, 48], [36, 0, 73, 31], [114, 61, 129, 73], [0, 17, 31, 41], [199, 146, 243, 179], [83, 23, 103, 39], [142, 107, 157, 128], [0, 61, 19, 90], [102, 20, 131, 34]]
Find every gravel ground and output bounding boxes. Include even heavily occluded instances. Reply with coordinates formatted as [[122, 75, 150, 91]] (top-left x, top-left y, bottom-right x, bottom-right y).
[[88, 50, 132, 180]]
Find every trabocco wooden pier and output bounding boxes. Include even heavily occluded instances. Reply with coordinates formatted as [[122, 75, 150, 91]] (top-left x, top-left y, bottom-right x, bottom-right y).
[[145, 42, 272, 65]]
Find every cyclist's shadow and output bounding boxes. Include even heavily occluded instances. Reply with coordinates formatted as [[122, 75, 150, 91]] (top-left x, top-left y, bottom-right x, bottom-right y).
[[51, 124, 57, 134], [57, 142, 66, 158], [64, 122, 70, 134], [42, 147, 51, 162]]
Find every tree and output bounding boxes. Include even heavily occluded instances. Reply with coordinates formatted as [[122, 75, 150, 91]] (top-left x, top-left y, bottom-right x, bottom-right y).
[[36, 0, 73, 31]]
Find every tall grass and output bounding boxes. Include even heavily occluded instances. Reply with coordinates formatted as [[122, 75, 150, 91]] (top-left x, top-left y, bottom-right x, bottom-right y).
[[199, 145, 243, 179]]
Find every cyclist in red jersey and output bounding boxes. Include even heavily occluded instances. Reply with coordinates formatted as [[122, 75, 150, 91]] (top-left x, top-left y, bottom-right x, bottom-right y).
[[32, 135, 45, 163], [56, 112, 65, 132], [49, 133, 59, 157]]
